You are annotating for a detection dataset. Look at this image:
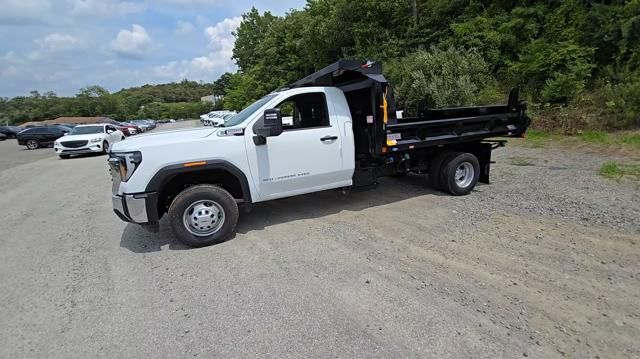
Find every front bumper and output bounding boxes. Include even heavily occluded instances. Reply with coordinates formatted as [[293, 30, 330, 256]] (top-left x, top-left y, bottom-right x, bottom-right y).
[[112, 192, 159, 224], [55, 143, 104, 155]]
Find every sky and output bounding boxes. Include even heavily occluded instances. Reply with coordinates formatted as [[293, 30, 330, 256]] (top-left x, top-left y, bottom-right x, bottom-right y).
[[0, 0, 306, 98]]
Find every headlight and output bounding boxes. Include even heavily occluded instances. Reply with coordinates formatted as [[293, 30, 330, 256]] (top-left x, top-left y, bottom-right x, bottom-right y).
[[90, 137, 102, 143], [109, 151, 142, 182], [54, 140, 60, 146]]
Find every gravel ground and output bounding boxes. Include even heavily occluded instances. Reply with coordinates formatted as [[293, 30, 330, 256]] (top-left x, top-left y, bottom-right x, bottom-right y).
[[0, 121, 638, 358]]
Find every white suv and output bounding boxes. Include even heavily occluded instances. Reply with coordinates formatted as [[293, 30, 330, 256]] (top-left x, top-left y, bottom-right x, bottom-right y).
[[55, 124, 124, 159]]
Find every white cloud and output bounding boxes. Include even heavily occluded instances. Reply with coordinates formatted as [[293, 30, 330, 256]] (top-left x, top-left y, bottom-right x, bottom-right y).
[[0, 0, 52, 25], [110, 24, 153, 59], [152, 17, 240, 81], [38, 33, 83, 51], [175, 20, 195, 35], [204, 16, 241, 55], [68, 0, 146, 16]]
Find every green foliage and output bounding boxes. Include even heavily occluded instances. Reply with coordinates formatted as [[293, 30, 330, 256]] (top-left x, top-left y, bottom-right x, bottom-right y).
[[212, 72, 233, 96], [599, 161, 623, 180], [0, 80, 217, 123], [600, 74, 640, 129], [599, 161, 640, 182], [523, 129, 551, 148], [581, 131, 609, 144], [223, 0, 638, 130], [386, 47, 493, 113], [510, 41, 595, 103]]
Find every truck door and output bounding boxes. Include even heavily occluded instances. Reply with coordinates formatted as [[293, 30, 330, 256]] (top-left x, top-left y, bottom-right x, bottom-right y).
[[246, 90, 352, 200]]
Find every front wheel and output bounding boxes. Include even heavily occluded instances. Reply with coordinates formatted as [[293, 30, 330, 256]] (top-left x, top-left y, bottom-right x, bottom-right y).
[[168, 184, 239, 247], [439, 152, 480, 196], [102, 140, 109, 154], [59, 154, 70, 159], [25, 139, 40, 150]]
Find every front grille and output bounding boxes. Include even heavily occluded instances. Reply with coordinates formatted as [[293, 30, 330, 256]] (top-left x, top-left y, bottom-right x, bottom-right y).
[[61, 140, 88, 148]]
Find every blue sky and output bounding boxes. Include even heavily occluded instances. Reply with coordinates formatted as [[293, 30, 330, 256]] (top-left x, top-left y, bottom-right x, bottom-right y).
[[0, 0, 306, 97]]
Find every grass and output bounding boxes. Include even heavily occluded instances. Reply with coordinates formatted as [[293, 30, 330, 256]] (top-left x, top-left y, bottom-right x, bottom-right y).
[[581, 130, 609, 144], [620, 133, 640, 148], [599, 161, 640, 181], [599, 161, 623, 180], [523, 129, 552, 148], [521, 129, 640, 152]]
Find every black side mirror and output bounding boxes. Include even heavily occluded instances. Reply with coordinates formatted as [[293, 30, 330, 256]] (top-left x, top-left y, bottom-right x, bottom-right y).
[[253, 108, 283, 145]]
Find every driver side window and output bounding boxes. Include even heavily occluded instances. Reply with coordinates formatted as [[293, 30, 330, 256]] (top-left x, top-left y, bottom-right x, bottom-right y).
[[273, 92, 329, 130]]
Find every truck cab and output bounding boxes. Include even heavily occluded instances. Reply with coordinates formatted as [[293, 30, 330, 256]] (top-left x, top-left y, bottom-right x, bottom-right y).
[[109, 60, 529, 247]]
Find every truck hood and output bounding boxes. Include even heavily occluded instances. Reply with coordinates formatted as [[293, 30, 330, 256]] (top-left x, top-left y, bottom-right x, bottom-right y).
[[111, 127, 217, 152]]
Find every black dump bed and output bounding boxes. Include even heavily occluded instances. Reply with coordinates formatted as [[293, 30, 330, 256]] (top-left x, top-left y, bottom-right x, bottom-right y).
[[285, 60, 530, 156], [386, 88, 529, 151]]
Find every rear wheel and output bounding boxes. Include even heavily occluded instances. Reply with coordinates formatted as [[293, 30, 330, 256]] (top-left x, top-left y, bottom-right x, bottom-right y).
[[428, 151, 454, 190], [25, 139, 40, 150], [439, 152, 480, 196], [168, 184, 239, 247]]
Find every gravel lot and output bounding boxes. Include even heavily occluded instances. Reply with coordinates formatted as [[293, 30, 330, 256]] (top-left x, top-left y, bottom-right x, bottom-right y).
[[1, 121, 638, 358]]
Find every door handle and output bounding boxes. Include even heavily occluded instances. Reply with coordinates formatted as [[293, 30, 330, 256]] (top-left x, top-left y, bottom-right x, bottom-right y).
[[320, 136, 338, 142]]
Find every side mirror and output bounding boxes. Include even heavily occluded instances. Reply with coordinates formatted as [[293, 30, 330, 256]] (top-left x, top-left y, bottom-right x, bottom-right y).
[[107, 129, 114, 134], [253, 109, 283, 145], [63, 133, 68, 136]]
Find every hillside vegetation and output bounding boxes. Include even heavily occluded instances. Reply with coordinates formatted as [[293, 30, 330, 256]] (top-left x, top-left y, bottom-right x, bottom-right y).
[[224, 0, 639, 132], [0, 81, 218, 123]]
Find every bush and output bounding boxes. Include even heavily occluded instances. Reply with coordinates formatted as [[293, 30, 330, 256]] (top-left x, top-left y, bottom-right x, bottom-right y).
[[385, 46, 493, 114], [510, 41, 595, 103], [600, 75, 640, 129]]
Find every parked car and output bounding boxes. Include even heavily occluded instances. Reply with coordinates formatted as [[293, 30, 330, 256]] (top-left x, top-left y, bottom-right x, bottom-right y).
[[0, 133, 7, 141], [17, 126, 72, 149], [200, 111, 236, 126], [118, 122, 140, 136], [131, 120, 152, 132], [54, 124, 124, 159], [0, 126, 23, 139]]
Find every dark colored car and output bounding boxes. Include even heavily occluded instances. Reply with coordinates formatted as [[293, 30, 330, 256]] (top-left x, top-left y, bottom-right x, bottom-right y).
[[17, 126, 72, 149], [0, 126, 23, 139]]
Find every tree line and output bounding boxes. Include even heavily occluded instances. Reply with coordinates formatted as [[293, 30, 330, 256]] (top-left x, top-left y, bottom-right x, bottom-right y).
[[222, 0, 639, 131], [0, 80, 221, 124]]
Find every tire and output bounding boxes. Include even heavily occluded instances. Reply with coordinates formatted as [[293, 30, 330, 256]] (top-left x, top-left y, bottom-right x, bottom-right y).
[[121, 136, 125, 141], [439, 152, 480, 196], [25, 139, 40, 150], [168, 184, 239, 247], [428, 151, 453, 190], [102, 140, 109, 154], [59, 155, 70, 159]]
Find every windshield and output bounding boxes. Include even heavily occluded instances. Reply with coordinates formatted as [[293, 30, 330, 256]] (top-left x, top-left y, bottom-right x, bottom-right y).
[[70, 126, 104, 135], [223, 94, 277, 127]]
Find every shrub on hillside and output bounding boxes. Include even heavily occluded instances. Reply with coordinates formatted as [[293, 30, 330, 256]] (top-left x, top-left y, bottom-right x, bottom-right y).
[[601, 75, 640, 129], [386, 47, 493, 115]]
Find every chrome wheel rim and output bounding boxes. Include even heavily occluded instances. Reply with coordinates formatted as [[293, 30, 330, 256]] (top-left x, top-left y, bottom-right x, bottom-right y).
[[26, 140, 37, 149], [455, 162, 474, 188], [183, 200, 225, 237], [103, 141, 109, 152]]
